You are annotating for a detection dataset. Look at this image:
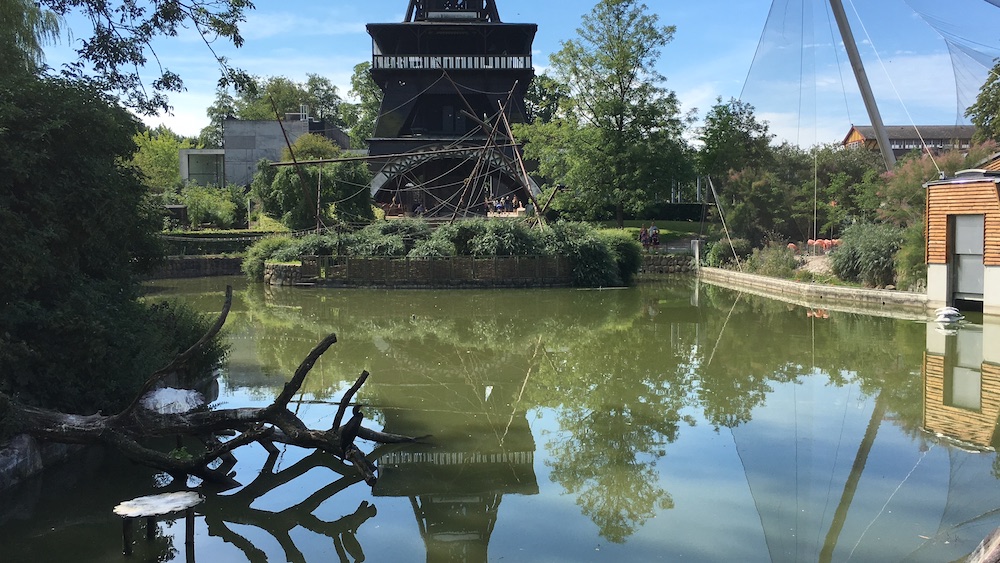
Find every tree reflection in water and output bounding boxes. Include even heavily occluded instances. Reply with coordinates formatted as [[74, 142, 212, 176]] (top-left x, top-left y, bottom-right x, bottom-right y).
[[129, 277, 953, 560]]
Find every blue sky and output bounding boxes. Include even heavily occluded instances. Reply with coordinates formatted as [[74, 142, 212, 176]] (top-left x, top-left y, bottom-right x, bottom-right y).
[[42, 0, 1000, 146]]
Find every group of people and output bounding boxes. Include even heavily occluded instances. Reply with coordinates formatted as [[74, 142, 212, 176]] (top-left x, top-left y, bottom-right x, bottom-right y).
[[489, 195, 522, 214], [639, 224, 660, 250]]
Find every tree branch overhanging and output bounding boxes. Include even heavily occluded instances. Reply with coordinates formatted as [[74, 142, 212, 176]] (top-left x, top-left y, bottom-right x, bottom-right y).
[[1, 288, 418, 489]]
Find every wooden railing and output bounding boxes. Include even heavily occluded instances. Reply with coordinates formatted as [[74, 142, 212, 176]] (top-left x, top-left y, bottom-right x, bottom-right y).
[[372, 55, 532, 70]]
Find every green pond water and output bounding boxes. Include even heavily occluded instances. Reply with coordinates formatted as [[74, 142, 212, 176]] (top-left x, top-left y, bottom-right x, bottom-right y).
[[2, 275, 999, 562]]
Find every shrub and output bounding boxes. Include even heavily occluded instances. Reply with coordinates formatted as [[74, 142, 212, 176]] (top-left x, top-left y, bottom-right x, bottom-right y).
[[408, 237, 457, 258], [242, 235, 294, 280], [542, 222, 621, 286], [894, 222, 926, 291], [432, 219, 490, 255], [744, 244, 798, 279], [179, 183, 238, 229], [831, 222, 904, 287], [343, 230, 406, 257], [598, 229, 643, 285], [705, 238, 752, 267], [469, 220, 543, 256], [272, 233, 340, 260]]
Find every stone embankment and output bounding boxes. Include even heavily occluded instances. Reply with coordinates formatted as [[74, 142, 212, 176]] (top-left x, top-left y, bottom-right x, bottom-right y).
[[697, 266, 930, 318], [149, 256, 243, 279], [639, 253, 695, 275]]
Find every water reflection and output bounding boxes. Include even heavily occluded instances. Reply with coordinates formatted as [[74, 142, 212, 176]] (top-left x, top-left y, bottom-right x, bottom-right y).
[[7, 277, 1000, 561]]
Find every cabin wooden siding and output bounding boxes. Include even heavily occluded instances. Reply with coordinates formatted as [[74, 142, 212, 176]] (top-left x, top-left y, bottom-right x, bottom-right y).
[[923, 353, 1000, 448], [842, 127, 868, 149], [925, 180, 1000, 265]]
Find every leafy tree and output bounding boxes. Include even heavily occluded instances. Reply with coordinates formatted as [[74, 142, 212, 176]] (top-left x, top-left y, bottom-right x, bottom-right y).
[[305, 74, 344, 125], [0, 0, 61, 74], [252, 134, 373, 229], [0, 72, 221, 413], [872, 144, 994, 228], [199, 85, 238, 148], [201, 74, 348, 147], [235, 76, 310, 120], [132, 125, 193, 193], [518, 0, 690, 227], [345, 62, 383, 149], [524, 73, 569, 124], [966, 58, 1000, 143], [37, 0, 254, 114], [697, 97, 774, 188], [178, 183, 246, 229]]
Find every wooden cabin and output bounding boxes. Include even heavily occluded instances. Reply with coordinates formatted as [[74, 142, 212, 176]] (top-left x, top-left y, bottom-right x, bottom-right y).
[[842, 124, 976, 159], [923, 321, 1000, 449], [924, 169, 1000, 316]]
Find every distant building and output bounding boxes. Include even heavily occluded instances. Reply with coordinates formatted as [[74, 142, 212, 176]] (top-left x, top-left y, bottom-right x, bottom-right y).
[[178, 113, 350, 187], [223, 115, 349, 187], [842, 125, 976, 159], [178, 148, 225, 186]]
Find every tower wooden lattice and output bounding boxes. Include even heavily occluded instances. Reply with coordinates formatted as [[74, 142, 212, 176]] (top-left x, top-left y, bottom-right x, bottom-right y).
[[366, 0, 537, 217]]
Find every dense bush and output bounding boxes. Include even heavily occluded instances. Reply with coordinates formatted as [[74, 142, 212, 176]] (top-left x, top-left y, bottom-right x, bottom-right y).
[[705, 238, 752, 267], [744, 244, 798, 279], [831, 222, 904, 287], [1, 72, 225, 413], [542, 222, 621, 286], [242, 235, 294, 280], [408, 237, 457, 258], [343, 230, 407, 257], [469, 220, 544, 256], [894, 222, 927, 291], [598, 230, 643, 285], [242, 218, 641, 287], [180, 184, 239, 229]]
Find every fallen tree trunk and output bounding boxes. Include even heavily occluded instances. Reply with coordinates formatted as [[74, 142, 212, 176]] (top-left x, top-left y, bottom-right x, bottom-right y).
[[1, 286, 414, 488]]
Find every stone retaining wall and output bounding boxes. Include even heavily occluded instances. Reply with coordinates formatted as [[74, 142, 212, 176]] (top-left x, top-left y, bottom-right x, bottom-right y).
[[640, 254, 695, 275], [698, 266, 930, 319], [149, 256, 243, 279]]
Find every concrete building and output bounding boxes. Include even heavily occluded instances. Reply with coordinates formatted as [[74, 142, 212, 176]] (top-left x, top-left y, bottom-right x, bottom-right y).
[[178, 148, 225, 187], [178, 114, 350, 187]]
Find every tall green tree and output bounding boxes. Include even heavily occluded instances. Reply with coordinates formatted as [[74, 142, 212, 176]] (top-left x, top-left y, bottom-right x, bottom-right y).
[[524, 73, 569, 124], [0, 72, 222, 413], [0, 0, 61, 73], [132, 125, 194, 192], [966, 59, 1000, 143], [201, 75, 348, 146], [199, 85, 238, 148], [552, 0, 688, 226], [345, 62, 383, 149], [697, 97, 774, 188], [252, 134, 373, 229]]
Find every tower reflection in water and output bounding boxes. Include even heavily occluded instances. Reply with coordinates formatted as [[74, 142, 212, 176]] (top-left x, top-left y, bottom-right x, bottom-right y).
[[373, 374, 538, 562]]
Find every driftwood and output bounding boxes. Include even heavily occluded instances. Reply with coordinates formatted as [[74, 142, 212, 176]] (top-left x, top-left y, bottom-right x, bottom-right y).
[[2, 285, 415, 488]]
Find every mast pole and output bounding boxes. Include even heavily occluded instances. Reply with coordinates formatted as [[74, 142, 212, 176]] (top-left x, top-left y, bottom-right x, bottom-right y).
[[829, 0, 896, 171]]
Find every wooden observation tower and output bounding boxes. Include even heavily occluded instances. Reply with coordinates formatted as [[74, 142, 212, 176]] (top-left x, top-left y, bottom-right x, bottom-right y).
[[366, 0, 538, 217]]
